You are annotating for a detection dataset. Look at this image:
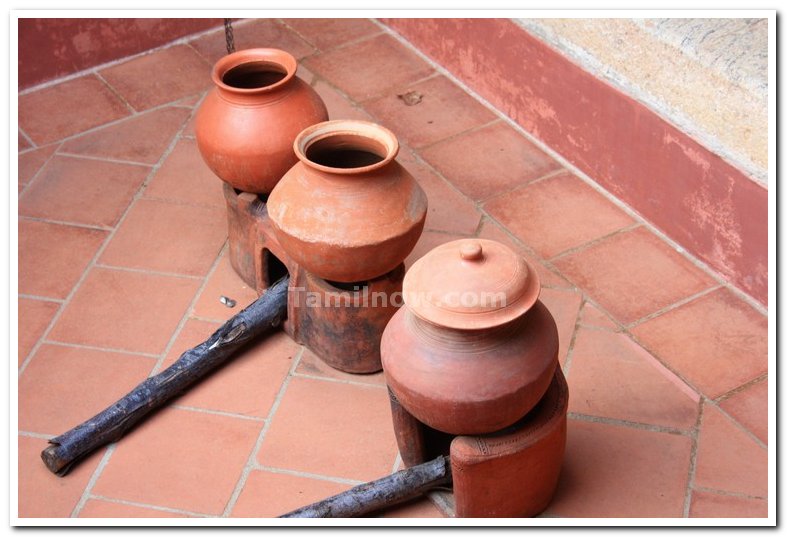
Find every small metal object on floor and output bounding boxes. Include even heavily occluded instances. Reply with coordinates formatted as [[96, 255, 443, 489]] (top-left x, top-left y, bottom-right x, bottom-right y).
[[220, 295, 237, 308]]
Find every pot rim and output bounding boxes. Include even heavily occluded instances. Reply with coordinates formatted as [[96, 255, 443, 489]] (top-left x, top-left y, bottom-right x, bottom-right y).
[[211, 48, 297, 95], [293, 119, 400, 175]]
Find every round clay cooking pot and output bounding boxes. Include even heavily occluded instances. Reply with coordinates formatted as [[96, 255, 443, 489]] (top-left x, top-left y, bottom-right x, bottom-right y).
[[381, 238, 559, 435], [266, 120, 428, 282], [195, 48, 328, 194]]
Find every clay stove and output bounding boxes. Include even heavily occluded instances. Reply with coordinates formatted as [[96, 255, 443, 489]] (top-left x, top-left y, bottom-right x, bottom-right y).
[[381, 239, 569, 517]]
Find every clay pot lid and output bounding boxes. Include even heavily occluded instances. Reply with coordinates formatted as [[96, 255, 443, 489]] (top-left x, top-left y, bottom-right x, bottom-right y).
[[403, 239, 540, 330]]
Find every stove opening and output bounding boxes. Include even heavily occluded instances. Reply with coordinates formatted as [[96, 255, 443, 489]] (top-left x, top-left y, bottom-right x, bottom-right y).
[[263, 249, 288, 286]]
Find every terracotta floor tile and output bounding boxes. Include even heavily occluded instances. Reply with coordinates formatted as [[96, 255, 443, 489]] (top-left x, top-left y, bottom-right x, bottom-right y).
[[484, 172, 634, 259], [282, 18, 381, 50], [405, 230, 470, 269], [546, 420, 692, 517], [567, 328, 699, 429], [539, 288, 582, 367], [421, 122, 561, 202], [18, 435, 104, 518], [694, 405, 767, 498], [257, 376, 397, 482], [578, 302, 620, 331], [295, 347, 386, 387], [689, 489, 768, 518], [49, 267, 200, 355], [100, 45, 212, 111], [18, 144, 57, 186], [231, 470, 349, 517], [397, 151, 480, 235], [19, 75, 130, 145], [143, 138, 225, 208], [720, 378, 768, 445], [476, 218, 573, 289], [99, 199, 226, 277], [19, 219, 108, 299], [59, 106, 191, 165], [313, 79, 373, 121], [553, 227, 716, 325], [192, 251, 259, 322], [19, 155, 149, 228], [18, 298, 60, 366], [161, 321, 297, 418], [92, 406, 261, 515], [19, 344, 155, 436], [304, 34, 433, 102], [189, 19, 315, 66], [631, 288, 767, 399], [79, 499, 186, 518], [365, 75, 497, 149], [377, 497, 445, 518]]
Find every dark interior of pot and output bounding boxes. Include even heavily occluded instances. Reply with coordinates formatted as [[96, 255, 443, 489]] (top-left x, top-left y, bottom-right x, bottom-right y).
[[305, 133, 387, 169], [222, 60, 288, 89]]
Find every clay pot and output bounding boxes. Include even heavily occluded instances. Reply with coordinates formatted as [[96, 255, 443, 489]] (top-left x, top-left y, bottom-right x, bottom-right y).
[[381, 239, 559, 435], [195, 48, 328, 194], [267, 120, 428, 282]]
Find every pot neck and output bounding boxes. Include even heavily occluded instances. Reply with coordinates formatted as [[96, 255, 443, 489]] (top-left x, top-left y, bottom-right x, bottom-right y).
[[405, 308, 524, 352]]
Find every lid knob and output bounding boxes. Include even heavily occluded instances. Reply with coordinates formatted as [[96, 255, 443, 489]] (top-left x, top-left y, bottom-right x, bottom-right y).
[[460, 242, 484, 261]]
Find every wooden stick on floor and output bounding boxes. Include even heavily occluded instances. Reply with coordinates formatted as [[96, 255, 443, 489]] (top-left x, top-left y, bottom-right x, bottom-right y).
[[280, 455, 452, 518], [41, 276, 290, 476]]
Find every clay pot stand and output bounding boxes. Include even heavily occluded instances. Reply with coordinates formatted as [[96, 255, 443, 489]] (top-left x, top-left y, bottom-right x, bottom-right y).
[[225, 183, 401, 374], [388, 367, 569, 518]]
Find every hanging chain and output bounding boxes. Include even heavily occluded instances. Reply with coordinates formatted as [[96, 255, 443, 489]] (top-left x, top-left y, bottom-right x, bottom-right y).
[[224, 18, 236, 54]]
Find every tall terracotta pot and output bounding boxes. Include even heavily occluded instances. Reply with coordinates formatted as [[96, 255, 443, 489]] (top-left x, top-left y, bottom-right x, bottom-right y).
[[195, 48, 328, 194], [267, 120, 428, 282]]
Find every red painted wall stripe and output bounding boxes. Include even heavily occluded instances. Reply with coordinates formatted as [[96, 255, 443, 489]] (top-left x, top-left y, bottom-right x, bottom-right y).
[[19, 18, 223, 90], [382, 18, 767, 305]]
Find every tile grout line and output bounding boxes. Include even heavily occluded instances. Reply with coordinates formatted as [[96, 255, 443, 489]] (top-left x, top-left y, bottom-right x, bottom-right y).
[[69, 444, 120, 518], [560, 296, 587, 379], [390, 452, 402, 475], [705, 398, 768, 451], [713, 373, 768, 403], [375, 19, 768, 317], [412, 117, 501, 153], [39, 339, 160, 359], [17, 141, 63, 199], [546, 222, 642, 263], [478, 167, 567, 205], [624, 284, 724, 330], [252, 464, 364, 487], [18, 215, 113, 233], [53, 151, 155, 168], [95, 71, 138, 114], [92, 263, 205, 281], [291, 371, 386, 390], [18, 127, 37, 149], [18, 293, 64, 304], [87, 494, 214, 518], [170, 405, 266, 424], [682, 398, 705, 517], [17, 430, 53, 440], [566, 412, 694, 437], [220, 346, 305, 517], [690, 485, 768, 502]]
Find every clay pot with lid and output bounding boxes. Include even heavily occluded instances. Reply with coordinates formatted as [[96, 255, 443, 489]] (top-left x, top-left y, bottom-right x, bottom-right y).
[[267, 120, 428, 283], [195, 48, 328, 194], [381, 239, 559, 436]]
